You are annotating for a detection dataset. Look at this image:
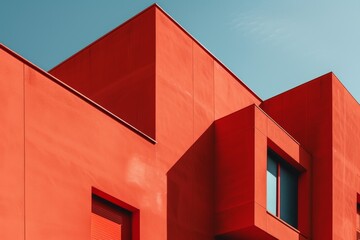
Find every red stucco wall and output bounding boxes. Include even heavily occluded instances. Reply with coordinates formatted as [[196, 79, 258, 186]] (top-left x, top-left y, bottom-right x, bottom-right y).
[[0, 4, 359, 240], [261, 73, 360, 240], [50, 8, 156, 139], [0, 48, 25, 240]]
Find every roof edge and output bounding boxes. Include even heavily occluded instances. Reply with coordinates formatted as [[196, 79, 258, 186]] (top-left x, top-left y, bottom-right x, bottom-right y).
[[49, 3, 159, 73], [49, 3, 262, 102], [153, 4, 262, 103], [330, 72, 359, 105], [262, 71, 359, 105], [0, 43, 157, 144], [262, 72, 333, 102]]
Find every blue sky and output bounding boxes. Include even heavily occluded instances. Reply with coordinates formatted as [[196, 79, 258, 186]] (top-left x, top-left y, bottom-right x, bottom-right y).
[[1, 0, 359, 101]]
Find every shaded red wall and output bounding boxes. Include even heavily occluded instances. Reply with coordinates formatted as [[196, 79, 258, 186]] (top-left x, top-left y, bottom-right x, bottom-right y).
[[0, 45, 163, 239], [261, 73, 333, 239], [25, 64, 159, 239], [215, 105, 311, 240], [3, 4, 358, 240], [0, 5, 262, 240], [215, 106, 256, 236], [331, 77, 360, 239], [261, 73, 360, 239], [154, 5, 261, 160], [167, 125, 215, 240], [155, 7, 261, 239], [50, 8, 156, 139]]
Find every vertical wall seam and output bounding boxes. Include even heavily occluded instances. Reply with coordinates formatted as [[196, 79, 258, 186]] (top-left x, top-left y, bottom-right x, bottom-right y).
[[213, 60, 215, 122], [154, 6, 158, 171], [23, 64, 26, 240], [212, 59, 216, 236], [192, 41, 194, 141], [154, 10, 156, 137]]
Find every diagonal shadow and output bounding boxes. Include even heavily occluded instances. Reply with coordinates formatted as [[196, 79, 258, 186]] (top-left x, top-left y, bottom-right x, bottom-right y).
[[167, 124, 215, 240]]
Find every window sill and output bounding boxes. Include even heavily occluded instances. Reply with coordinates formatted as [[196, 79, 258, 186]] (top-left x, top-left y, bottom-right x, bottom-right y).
[[266, 211, 301, 235]]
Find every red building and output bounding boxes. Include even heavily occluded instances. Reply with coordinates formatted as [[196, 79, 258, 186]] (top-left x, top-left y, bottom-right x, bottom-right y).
[[0, 4, 359, 240]]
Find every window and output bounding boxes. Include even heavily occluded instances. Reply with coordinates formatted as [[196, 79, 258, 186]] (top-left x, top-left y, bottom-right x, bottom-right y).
[[91, 194, 132, 240], [267, 149, 298, 228]]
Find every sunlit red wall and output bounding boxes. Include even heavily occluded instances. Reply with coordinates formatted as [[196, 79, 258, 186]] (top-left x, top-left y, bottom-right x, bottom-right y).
[[0, 4, 359, 240], [1, 5, 261, 240], [0, 47, 25, 240]]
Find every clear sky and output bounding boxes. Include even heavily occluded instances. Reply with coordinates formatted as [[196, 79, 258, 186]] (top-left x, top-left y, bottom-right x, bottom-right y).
[[1, 0, 359, 102]]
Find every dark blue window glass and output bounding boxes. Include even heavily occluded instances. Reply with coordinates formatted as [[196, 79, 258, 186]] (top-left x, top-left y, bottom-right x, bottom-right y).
[[280, 163, 298, 228], [267, 149, 298, 229]]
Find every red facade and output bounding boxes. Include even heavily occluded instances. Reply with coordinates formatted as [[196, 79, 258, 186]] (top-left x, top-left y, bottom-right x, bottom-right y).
[[0, 4, 359, 240]]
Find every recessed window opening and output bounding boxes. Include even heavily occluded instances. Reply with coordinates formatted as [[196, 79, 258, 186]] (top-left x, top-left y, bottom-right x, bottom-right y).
[[267, 148, 299, 229], [91, 194, 132, 240]]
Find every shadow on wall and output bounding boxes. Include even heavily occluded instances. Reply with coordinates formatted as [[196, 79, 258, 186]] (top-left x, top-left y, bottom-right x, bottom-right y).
[[167, 125, 215, 240]]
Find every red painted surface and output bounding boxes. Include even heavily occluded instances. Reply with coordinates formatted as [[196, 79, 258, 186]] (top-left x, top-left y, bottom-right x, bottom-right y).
[[155, 7, 261, 239], [50, 7, 156, 139], [215, 105, 311, 239], [261, 73, 360, 240], [0, 4, 359, 240], [91, 214, 122, 240], [0, 46, 25, 240], [92, 194, 132, 240]]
